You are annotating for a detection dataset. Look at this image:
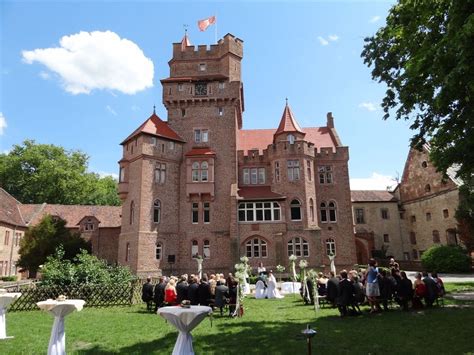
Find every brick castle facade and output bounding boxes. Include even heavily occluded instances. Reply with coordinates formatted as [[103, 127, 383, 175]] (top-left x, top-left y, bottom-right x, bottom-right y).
[[117, 33, 356, 277]]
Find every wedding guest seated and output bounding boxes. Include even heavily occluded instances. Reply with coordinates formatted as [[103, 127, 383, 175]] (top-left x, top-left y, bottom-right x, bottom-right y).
[[255, 278, 267, 299], [197, 275, 212, 306], [398, 271, 413, 311], [378, 269, 394, 311], [317, 272, 328, 296], [153, 276, 167, 312], [214, 280, 229, 315], [176, 275, 189, 304], [326, 271, 339, 307], [431, 272, 445, 297], [187, 276, 199, 305], [164, 279, 178, 306], [267, 271, 284, 299], [141, 277, 154, 312], [422, 271, 438, 307], [337, 270, 354, 317], [412, 272, 426, 310], [228, 279, 238, 317]]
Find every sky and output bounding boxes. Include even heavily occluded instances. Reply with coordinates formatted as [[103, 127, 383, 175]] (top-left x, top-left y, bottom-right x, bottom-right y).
[[0, 0, 413, 190]]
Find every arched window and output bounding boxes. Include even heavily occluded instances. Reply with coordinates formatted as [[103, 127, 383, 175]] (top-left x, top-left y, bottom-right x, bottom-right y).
[[153, 199, 161, 223], [290, 199, 302, 221], [130, 201, 135, 225], [192, 162, 200, 182], [191, 240, 199, 258], [288, 237, 309, 257], [155, 242, 162, 260], [245, 238, 267, 258], [425, 184, 431, 193], [326, 238, 336, 256], [201, 161, 208, 181], [328, 201, 337, 222], [203, 240, 210, 259], [432, 230, 440, 243], [287, 134, 295, 144], [309, 198, 314, 222], [320, 202, 327, 222]]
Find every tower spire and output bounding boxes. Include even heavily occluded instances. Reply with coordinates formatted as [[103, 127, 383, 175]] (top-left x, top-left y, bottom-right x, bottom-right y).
[[181, 25, 191, 51], [274, 102, 305, 137]]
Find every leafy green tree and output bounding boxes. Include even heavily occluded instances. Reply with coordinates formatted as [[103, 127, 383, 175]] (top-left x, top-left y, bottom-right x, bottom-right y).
[[0, 140, 120, 205], [421, 245, 471, 273], [17, 214, 91, 274]]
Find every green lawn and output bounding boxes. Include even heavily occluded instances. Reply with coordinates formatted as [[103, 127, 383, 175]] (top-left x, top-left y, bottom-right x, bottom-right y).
[[1, 289, 474, 354]]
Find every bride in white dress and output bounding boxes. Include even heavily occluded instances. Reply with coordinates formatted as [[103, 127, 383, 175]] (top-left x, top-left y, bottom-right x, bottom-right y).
[[266, 271, 284, 299]]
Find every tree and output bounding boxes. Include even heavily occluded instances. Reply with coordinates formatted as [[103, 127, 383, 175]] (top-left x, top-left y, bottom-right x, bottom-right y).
[[361, 0, 474, 250], [17, 214, 91, 274], [0, 140, 121, 205]]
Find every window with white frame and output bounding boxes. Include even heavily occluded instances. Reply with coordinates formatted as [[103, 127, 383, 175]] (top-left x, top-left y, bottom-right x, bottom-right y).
[[203, 240, 210, 259], [192, 162, 200, 182], [288, 237, 309, 257], [238, 202, 281, 222], [194, 129, 209, 143], [155, 242, 162, 260], [203, 202, 210, 223], [328, 201, 337, 222], [243, 167, 265, 185], [119, 167, 125, 183], [192, 203, 199, 224], [153, 199, 161, 223], [274, 161, 280, 183], [200, 161, 208, 181], [246, 238, 267, 258], [290, 199, 302, 221], [199, 63, 206, 71], [192, 161, 209, 182], [326, 238, 336, 256], [287, 134, 295, 144], [154, 163, 166, 184], [287, 160, 300, 181], [192, 240, 199, 258], [318, 166, 333, 184]]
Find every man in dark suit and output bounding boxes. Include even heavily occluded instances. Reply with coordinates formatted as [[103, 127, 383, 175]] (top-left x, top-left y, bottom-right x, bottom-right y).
[[187, 276, 199, 305], [197, 275, 212, 306], [422, 271, 438, 307], [214, 280, 229, 315], [326, 271, 339, 307], [337, 270, 354, 317], [153, 276, 167, 312], [141, 277, 154, 312], [176, 275, 189, 303]]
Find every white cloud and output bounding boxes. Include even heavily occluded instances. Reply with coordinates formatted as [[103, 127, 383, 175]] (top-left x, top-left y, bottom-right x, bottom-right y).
[[97, 171, 119, 180], [370, 16, 381, 23], [358, 102, 377, 111], [328, 34, 339, 42], [39, 71, 50, 80], [22, 30, 154, 95], [0, 113, 7, 135], [317, 36, 329, 46], [350, 173, 397, 190], [106, 105, 117, 116]]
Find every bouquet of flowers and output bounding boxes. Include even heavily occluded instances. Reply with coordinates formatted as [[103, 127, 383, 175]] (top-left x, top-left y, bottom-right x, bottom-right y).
[[289, 254, 298, 282], [276, 264, 285, 273]]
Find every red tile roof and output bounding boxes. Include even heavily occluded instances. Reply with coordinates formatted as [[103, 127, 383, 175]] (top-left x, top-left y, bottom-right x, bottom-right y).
[[181, 33, 191, 51], [238, 127, 336, 154], [351, 190, 397, 202], [121, 112, 184, 145], [185, 148, 217, 157], [274, 104, 305, 136], [0, 188, 25, 226], [237, 186, 286, 200]]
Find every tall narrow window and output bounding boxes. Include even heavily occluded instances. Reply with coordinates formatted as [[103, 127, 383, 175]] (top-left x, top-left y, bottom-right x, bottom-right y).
[[203, 240, 210, 259], [130, 201, 135, 225], [320, 202, 328, 222], [119, 167, 125, 183], [432, 230, 440, 243], [251, 168, 258, 184], [326, 238, 336, 256], [328, 201, 337, 222], [381, 208, 389, 220], [153, 199, 161, 224], [192, 240, 199, 258], [443, 209, 449, 218], [383, 234, 390, 243], [125, 242, 130, 262], [287, 134, 295, 144], [218, 107, 224, 116], [306, 160, 312, 181], [425, 184, 431, 193], [203, 202, 210, 223], [181, 109, 186, 117], [309, 198, 314, 222], [258, 168, 265, 184], [192, 162, 200, 182], [155, 163, 166, 184], [290, 199, 302, 221], [287, 160, 300, 181], [4, 231, 10, 245], [192, 203, 199, 224], [155, 243, 162, 260], [243, 168, 250, 184], [274, 161, 280, 183], [318, 166, 333, 184], [354, 208, 365, 224], [201, 161, 208, 181]]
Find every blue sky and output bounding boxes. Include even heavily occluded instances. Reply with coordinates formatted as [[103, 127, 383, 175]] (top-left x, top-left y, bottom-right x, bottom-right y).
[[1, 0, 412, 189]]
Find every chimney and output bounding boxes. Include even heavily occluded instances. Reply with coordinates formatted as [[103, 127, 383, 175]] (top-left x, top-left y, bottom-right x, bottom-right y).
[[327, 112, 334, 128]]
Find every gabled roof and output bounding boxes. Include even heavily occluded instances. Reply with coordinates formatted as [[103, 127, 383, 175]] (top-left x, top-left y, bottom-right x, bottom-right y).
[[274, 103, 305, 136], [185, 148, 216, 157], [237, 186, 286, 201], [121, 112, 184, 145], [238, 127, 336, 155], [0, 188, 26, 227], [351, 190, 398, 203]]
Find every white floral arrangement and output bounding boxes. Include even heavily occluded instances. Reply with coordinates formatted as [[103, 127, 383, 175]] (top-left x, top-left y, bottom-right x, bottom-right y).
[[289, 254, 298, 282], [276, 264, 285, 273], [299, 259, 308, 269], [289, 254, 297, 262], [240, 256, 249, 263], [57, 295, 67, 301]]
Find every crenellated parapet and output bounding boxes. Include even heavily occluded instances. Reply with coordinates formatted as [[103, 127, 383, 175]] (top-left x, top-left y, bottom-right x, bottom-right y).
[[267, 140, 316, 159], [315, 146, 349, 161]]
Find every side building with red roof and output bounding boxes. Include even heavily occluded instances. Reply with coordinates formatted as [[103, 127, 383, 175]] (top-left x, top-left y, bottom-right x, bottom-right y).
[[117, 33, 357, 277]]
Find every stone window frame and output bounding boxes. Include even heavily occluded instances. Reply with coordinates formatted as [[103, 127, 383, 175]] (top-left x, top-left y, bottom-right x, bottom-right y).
[[306, 160, 312, 181], [320, 200, 337, 223], [287, 160, 300, 181], [287, 237, 309, 257], [274, 161, 280, 183], [325, 238, 336, 256], [203, 240, 210, 259], [125, 242, 131, 262], [243, 167, 265, 185], [290, 199, 302, 221], [238, 201, 281, 222], [443, 209, 449, 218], [354, 208, 365, 224], [194, 129, 209, 143], [410, 231, 417, 244], [426, 212, 432, 221], [178, 83, 184, 92], [192, 203, 199, 224], [318, 165, 333, 184], [287, 134, 295, 145], [155, 242, 162, 260], [203, 202, 210, 224], [191, 240, 199, 258], [245, 237, 268, 258], [192, 160, 209, 182], [4, 230, 10, 246], [154, 163, 166, 184], [119, 167, 125, 183], [153, 199, 161, 224]]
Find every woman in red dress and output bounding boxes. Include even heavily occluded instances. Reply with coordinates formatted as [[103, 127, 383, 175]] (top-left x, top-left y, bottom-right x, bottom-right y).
[[164, 279, 178, 305]]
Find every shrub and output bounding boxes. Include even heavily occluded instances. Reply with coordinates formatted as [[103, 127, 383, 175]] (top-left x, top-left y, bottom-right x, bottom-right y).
[[1, 276, 17, 281], [421, 245, 472, 273]]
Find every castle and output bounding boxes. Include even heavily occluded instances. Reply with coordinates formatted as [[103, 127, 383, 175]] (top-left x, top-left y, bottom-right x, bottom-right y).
[[117, 33, 357, 276]]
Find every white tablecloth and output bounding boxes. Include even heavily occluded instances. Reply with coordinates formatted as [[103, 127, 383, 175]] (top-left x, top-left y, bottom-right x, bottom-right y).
[[0, 292, 21, 339], [158, 305, 212, 355], [37, 299, 85, 355], [280, 282, 301, 294]]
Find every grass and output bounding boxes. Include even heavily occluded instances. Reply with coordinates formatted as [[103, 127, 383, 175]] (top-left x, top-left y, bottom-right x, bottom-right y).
[[1, 286, 473, 354]]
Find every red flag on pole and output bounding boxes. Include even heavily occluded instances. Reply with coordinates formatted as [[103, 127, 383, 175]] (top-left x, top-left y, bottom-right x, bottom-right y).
[[198, 16, 216, 32]]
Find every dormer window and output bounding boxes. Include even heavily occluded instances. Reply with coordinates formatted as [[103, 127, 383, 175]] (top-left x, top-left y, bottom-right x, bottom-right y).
[[84, 218, 94, 231], [287, 134, 295, 144], [199, 63, 206, 71]]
